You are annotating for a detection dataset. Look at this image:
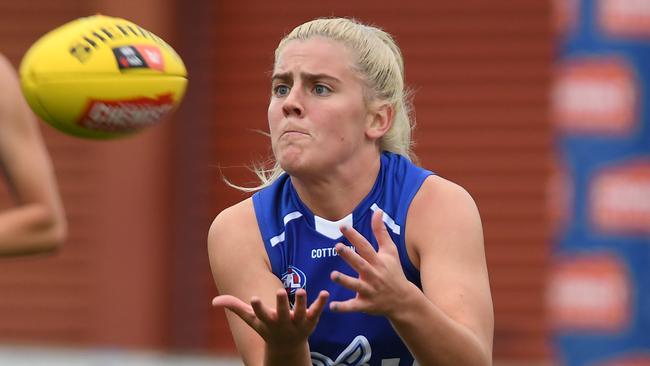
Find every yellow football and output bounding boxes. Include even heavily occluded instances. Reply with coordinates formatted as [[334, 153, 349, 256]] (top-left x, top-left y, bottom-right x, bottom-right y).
[[19, 15, 188, 139]]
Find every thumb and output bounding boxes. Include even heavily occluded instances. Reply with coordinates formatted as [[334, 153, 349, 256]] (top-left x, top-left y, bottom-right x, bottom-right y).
[[212, 294, 245, 308], [211, 295, 257, 325]]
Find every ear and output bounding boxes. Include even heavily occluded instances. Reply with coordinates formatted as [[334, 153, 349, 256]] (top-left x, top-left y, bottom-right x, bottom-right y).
[[365, 102, 394, 140]]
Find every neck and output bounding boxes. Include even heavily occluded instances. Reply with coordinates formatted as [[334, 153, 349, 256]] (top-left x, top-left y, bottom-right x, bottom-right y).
[[291, 150, 381, 221]]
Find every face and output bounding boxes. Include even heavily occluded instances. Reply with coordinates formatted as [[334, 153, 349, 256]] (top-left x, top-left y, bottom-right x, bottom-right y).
[[268, 37, 375, 177]]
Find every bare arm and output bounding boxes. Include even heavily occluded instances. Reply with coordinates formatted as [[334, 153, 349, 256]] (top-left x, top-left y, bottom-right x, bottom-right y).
[[208, 198, 328, 366], [0, 54, 66, 256], [390, 176, 494, 365], [329, 176, 493, 365]]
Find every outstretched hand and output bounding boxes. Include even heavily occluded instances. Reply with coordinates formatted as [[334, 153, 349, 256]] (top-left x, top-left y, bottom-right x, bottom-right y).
[[329, 209, 418, 317], [212, 288, 329, 349]]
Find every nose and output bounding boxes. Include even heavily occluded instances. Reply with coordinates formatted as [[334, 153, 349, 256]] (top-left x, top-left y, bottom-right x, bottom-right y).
[[282, 86, 304, 118]]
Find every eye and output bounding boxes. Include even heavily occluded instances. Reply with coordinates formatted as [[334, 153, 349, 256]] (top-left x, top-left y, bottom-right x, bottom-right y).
[[313, 84, 332, 96], [273, 84, 290, 97]]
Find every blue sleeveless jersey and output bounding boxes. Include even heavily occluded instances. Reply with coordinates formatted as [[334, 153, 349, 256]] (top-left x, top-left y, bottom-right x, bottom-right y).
[[252, 152, 432, 366]]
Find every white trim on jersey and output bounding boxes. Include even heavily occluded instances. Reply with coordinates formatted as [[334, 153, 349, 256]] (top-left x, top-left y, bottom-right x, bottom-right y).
[[314, 213, 352, 240], [370, 203, 401, 235], [270, 211, 303, 247], [269, 232, 285, 247], [283, 211, 303, 225]]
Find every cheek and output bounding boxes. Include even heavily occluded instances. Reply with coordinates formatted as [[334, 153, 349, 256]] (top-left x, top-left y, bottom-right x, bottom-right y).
[[319, 120, 352, 148], [268, 100, 278, 121], [268, 102, 282, 134], [325, 106, 366, 143]]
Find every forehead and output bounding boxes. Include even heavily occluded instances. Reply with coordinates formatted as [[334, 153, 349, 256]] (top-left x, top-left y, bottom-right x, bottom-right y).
[[274, 37, 357, 77]]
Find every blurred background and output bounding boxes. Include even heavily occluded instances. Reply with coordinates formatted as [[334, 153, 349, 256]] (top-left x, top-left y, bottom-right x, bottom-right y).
[[0, 0, 647, 365]]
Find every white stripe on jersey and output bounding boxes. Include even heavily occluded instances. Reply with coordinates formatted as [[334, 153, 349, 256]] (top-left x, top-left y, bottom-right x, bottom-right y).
[[370, 203, 401, 235], [283, 211, 303, 225], [270, 211, 303, 247], [269, 232, 285, 247]]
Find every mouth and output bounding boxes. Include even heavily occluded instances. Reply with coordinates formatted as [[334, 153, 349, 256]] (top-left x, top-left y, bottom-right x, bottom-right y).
[[281, 129, 309, 137]]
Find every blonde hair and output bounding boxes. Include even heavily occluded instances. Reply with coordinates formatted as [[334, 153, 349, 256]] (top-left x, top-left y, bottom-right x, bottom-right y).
[[233, 17, 415, 192]]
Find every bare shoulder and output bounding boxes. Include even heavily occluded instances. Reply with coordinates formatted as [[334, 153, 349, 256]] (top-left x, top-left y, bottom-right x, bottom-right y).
[[416, 175, 479, 216], [208, 197, 261, 257], [209, 198, 256, 237], [208, 197, 271, 286], [406, 175, 483, 266]]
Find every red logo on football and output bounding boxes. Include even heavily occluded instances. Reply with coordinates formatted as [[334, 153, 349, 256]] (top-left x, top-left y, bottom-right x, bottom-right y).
[[134, 45, 165, 71], [78, 93, 175, 132]]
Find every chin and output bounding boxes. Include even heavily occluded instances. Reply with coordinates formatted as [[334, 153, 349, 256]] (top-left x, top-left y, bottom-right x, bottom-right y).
[[277, 151, 303, 174], [279, 160, 303, 176], [279, 154, 319, 178]]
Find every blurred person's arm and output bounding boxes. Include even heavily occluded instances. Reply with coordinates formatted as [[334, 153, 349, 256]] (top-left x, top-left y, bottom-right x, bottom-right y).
[[0, 54, 66, 256]]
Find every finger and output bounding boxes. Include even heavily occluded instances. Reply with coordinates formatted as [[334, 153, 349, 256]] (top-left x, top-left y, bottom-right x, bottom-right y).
[[293, 289, 307, 322], [275, 288, 291, 322], [371, 209, 398, 254], [331, 270, 367, 295], [212, 294, 246, 308], [212, 295, 257, 325], [329, 299, 364, 313], [306, 290, 330, 321], [335, 242, 371, 275], [340, 226, 379, 265], [250, 296, 274, 324]]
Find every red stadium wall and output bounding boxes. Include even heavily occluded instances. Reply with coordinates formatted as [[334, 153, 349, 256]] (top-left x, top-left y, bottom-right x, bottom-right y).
[[0, 0, 552, 363]]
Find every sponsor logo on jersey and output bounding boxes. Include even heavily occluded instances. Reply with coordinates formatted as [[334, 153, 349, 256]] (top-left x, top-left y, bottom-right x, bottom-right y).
[[590, 159, 650, 235], [598, 0, 650, 37], [281, 266, 306, 307], [78, 93, 175, 132], [310, 335, 418, 366], [311, 335, 371, 366], [548, 253, 631, 331], [311, 245, 355, 259], [552, 58, 637, 135]]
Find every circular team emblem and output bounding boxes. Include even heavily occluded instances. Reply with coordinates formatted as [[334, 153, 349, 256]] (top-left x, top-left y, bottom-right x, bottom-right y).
[[281, 266, 307, 306]]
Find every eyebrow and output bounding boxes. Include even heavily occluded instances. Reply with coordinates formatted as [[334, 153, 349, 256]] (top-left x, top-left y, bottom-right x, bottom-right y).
[[271, 71, 342, 84]]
